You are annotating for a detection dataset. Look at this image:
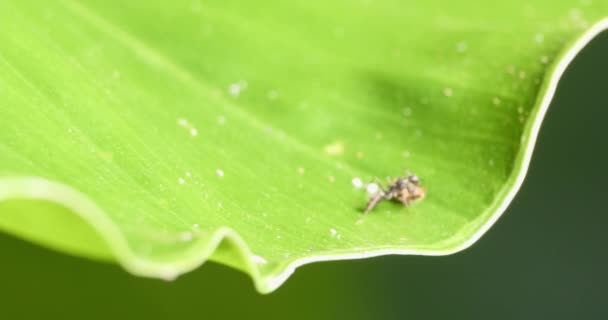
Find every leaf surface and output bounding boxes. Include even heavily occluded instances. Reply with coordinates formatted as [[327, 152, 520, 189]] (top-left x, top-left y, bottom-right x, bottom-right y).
[[0, 0, 606, 292]]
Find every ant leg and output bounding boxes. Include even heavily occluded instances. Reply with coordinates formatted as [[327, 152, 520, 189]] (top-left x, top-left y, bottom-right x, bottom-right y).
[[372, 178, 388, 193], [364, 192, 385, 214], [397, 197, 411, 207]]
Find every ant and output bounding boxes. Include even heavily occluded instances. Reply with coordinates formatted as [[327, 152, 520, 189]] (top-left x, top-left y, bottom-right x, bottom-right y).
[[364, 172, 426, 214]]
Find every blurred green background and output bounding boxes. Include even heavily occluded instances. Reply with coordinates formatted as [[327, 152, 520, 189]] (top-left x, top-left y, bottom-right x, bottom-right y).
[[1, 31, 607, 320]]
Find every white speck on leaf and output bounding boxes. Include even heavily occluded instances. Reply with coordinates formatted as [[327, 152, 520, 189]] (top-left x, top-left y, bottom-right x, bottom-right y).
[[216, 169, 224, 177], [366, 183, 379, 195], [177, 118, 198, 137], [352, 177, 364, 189], [324, 142, 344, 156], [179, 231, 193, 242], [456, 41, 467, 53], [252, 255, 267, 264], [535, 33, 545, 43], [178, 178, 185, 185], [228, 80, 247, 97], [443, 87, 453, 97], [519, 71, 527, 79], [267, 90, 279, 100]]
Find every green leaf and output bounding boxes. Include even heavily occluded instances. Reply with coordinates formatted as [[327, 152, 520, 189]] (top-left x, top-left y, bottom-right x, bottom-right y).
[[0, 0, 606, 293]]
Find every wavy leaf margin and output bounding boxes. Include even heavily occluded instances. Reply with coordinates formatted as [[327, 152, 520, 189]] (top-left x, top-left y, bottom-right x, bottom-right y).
[[0, 18, 606, 294]]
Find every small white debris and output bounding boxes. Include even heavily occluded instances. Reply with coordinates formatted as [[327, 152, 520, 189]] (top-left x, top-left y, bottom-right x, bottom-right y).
[[275, 235, 281, 239], [456, 41, 467, 53], [366, 183, 379, 195], [217, 115, 226, 125], [570, 8, 583, 21], [177, 118, 198, 137], [178, 231, 193, 242], [535, 33, 545, 43], [352, 177, 364, 189], [324, 142, 344, 156], [252, 255, 268, 264], [297, 167, 305, 174], [216, 169, 224, 177], [192, 223, 199, 229], [228, 80, 247, 97], [443, 87, 453, 97], [178, 178, 185, 184], [267, 90, 279, 100], [185, 172, 191, 177], [519, 71, 527, 79], [329, 228, 337, 236]]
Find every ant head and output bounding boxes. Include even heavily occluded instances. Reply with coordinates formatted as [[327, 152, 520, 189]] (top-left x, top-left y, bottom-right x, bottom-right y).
[[408, 174, 420, 185]]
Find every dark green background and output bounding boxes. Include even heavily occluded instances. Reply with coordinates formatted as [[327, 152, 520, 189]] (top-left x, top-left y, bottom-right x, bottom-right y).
[[1, 32, 607, 320]]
